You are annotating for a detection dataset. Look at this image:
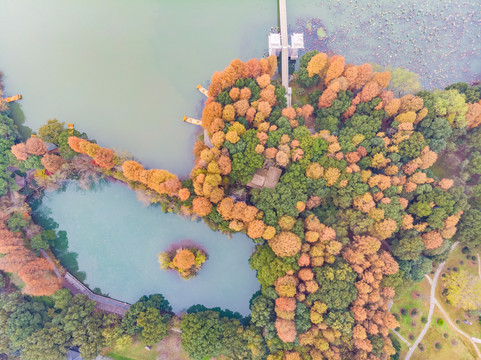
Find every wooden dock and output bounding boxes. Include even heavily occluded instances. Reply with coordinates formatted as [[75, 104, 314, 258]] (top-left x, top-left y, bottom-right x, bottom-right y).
[[196, 84, 209, 97], [183, 116, 202, 126]]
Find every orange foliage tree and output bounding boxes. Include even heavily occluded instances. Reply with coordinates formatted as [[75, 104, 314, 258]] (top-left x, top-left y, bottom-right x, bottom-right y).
[[41, 153, 65, 173], [25, 137, 47, 155], [94, 148, 116, 169], [172, 249, 196, 270], [269, 231, 302, 257], [192, 196, 212, 217], [11, 143, 28, 161]]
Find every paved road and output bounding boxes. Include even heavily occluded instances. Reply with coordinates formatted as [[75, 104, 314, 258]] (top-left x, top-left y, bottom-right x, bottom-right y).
[[434, 298, 481, 359], [392, 329, 412, 347], [404, 241, 458, 360], [64, 273, 130, 316]]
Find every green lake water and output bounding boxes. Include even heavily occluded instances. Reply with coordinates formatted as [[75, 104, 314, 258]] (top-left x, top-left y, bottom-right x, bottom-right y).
[[37, 182, 260, 315], [0, 0, 479, 313]]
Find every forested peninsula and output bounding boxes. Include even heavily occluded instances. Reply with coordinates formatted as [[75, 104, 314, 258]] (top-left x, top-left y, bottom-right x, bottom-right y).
[[1, 50, 481, 360]]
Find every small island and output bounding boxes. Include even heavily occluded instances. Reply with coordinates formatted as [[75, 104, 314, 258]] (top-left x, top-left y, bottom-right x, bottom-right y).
[[158, 244, 208, 279]]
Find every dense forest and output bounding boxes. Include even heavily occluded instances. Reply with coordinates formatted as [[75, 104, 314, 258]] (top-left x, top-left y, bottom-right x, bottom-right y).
[[1, 49, 481, 359]]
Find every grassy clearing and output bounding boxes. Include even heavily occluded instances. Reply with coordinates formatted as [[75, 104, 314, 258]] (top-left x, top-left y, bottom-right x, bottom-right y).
[[412, 308, 476, 360], [155, 331, 190, 360], [436, 245, 481, 339], [390, 279, 430, 342], [104, 338, 157, 360]]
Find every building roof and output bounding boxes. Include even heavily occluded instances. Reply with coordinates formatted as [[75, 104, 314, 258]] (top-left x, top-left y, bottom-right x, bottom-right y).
[[66, 350, 82, 360], [45, 142, 58, 151], [264, 167, 282, 189], [291, 33, 304, 49], [246, 167, 281, 189], [268, 33, 281, 48]]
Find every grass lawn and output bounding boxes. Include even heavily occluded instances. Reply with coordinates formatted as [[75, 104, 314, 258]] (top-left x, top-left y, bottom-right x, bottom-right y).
[[436, 245, 481, 339], [390, 278, 430, 343], [411, 308, 477, 360], [103, 330, 190, 360], [104, 338, 157, 360]]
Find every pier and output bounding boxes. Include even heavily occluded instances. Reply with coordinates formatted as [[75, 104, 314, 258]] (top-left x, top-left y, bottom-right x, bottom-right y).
[[269, 0, 304, 107]]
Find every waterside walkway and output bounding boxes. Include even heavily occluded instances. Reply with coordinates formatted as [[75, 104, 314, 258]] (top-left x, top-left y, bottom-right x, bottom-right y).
[[40, 249, 130, 316]]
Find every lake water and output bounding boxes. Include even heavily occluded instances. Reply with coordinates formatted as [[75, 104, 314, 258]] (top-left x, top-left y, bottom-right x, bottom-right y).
[[1, 0, 479, 313], [0, 1, 478, 174], [37, 181, 260, 315]]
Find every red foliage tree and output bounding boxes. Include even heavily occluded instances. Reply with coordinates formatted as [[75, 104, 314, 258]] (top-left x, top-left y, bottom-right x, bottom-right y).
[[17, 258, 61, 296], [275, 319, 297, 343]]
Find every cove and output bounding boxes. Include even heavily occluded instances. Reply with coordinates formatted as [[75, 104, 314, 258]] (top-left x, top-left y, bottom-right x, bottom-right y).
[[36, 181, 260, 315]]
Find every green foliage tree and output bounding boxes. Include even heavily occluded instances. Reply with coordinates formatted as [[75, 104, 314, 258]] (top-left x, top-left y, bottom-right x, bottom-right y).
[[391, 233, 425, 261], [456, 209, 481, 247], [398, 132, 426, 159], [21, 326, 70, 360], [296, 51, 321, 88], [294, 302, 311, 334], [122, 294, 172, 335], [416, 117, 452, 153], [385, 66, 422, 97], [230, 129, 263, 185], [445, 82, 481, 103], [250, 293, 275, 328], [38, 119, 65, 145], [136, 308, 169, 345], [7, 212, 28, 233], [30, 229, 55, 250], [180, 310, 248, 360], [57, 128, 88, 159], [324, 309, 355, 336], [249, 244, 298, 291], [310, 259, 358, 310], [0, 113, 22, 196]]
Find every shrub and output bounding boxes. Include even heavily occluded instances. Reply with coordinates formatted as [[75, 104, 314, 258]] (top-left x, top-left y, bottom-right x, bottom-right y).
[[462, 246, 470, 254], [421, 317, 427, 323], [437, 318, 444, 326], [435, 342, 442, 350]]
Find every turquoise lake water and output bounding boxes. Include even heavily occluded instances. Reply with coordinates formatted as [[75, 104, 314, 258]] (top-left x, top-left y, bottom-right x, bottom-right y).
[[37, 182, 260, 315], [0, 0, 479, 313]]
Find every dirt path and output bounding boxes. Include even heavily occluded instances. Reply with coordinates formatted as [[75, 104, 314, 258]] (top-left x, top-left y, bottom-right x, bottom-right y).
[[404, 241, 459, 360]]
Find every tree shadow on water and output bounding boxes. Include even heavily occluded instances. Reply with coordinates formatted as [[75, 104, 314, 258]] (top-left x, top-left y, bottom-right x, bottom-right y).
[[8, 102, 32, 140], [31, 206, 87, 283]]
